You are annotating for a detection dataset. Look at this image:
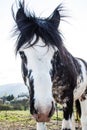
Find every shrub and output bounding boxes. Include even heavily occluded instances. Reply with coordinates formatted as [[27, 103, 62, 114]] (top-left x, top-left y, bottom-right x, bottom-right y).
[[0, 104, 13, 110]]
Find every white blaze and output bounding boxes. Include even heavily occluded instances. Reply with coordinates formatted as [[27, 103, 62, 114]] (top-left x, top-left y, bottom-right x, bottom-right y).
[[22, 38, 56, 113]]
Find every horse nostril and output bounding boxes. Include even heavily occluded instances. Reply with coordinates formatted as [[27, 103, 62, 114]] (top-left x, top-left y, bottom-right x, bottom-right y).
[[48, 101, 55, 118], [33, 108, 38, 114], [30, 105, 38, 115]]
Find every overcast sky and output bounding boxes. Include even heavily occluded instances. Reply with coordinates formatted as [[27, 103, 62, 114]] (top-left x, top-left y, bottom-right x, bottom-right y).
[[0, 0, 87, 85]]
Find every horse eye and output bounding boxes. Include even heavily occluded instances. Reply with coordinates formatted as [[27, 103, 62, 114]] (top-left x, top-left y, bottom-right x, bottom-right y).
[[19, 51, 27, 64], [19, 51, 25, 59]]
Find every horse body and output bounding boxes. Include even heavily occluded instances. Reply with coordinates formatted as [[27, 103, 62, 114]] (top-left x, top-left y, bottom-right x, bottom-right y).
[[12, 1, 87, 130], [51, 49, 87, 129]]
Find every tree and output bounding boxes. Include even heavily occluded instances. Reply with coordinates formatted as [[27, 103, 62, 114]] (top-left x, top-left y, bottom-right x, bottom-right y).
[[6, 95, 14, 101]]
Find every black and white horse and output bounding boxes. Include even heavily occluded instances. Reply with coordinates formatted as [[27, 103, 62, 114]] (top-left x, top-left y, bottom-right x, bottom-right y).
[[12, 1, 87, 130]]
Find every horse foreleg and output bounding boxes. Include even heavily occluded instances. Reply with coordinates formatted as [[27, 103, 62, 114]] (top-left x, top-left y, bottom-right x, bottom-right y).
[[62, 100, 75, 130], [37, 122, 47, 130]]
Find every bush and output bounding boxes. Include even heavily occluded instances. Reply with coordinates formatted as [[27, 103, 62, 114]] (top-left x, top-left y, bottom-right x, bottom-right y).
[[0, 98, 29, 111], [0, 104, 23, 111], [11, 99, 29, 110], [13, 104, 23, 110], [0, 104, 13, 110]]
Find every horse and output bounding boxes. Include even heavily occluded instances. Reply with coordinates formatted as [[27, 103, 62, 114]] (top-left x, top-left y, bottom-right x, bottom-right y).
[[12, 1, 87, 130]]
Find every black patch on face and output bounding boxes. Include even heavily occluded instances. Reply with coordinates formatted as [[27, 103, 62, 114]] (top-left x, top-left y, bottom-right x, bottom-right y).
[[28, 70, 34, 113], [19, 51, 27, 64], [19, 51, 28, 85], [28, 70, 37, 115], [19, 52, 37, 114]]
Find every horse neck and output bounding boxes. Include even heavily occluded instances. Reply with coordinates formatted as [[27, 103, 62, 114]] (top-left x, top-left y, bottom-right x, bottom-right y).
[[59, 45, 78, 79]]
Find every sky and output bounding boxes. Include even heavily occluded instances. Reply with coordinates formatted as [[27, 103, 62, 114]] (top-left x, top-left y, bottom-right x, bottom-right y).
[[0, 0, 87, 85]]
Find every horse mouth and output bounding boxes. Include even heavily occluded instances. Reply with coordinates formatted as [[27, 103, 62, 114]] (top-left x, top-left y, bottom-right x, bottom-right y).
[[33, 113, 50, 122]]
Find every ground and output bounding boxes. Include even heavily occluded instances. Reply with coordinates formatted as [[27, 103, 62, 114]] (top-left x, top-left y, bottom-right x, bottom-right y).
[[0, 111, 81, 130]]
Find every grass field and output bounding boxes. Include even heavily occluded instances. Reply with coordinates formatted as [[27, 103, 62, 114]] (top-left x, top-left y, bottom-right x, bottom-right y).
[[0, 110, 81, 130], [0, 110, 63, 130]]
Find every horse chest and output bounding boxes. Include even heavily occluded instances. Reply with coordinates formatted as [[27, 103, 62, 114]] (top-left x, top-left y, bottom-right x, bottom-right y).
[[52, 77, 73, 104]]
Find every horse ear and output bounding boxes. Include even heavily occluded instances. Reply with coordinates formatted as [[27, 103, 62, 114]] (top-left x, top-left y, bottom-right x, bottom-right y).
[[48, 6, 60, 29], [16, 2, 28, 32]]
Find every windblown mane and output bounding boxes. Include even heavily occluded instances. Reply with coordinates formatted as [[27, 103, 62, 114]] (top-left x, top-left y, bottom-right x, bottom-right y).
[[12, 1, 64, 53]]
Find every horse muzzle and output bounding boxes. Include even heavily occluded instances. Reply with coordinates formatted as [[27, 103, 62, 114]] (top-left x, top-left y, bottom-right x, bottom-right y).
[[32, 101, 55, 122]]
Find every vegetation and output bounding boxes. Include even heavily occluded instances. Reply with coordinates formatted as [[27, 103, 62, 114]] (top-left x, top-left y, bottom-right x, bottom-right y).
[[6, 95, 14, 101], [0, 95, 80, 129], [0, 100, 29, 111], [0, 94, 29, 111], [0, 110, 62, 122], [0, 104, 13, 110], [0, 110, 81, 130], [0, 110, 63, 130]]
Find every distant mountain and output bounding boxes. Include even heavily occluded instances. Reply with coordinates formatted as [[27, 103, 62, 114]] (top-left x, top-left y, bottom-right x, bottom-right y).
[[0, 83, 29, 97]]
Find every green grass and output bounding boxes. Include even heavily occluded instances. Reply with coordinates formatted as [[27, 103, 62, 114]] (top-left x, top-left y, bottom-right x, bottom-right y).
[[52, 111, 63, 121], [0, 111, 36, 129], [0, 110, 81, 130], [0, 110, 63, 130], [0, 110, 34, 122], [0, 110, 62, 122]]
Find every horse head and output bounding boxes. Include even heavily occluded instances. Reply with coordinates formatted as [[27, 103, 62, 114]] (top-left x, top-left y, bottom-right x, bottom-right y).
[[12, 1, 63, 122]]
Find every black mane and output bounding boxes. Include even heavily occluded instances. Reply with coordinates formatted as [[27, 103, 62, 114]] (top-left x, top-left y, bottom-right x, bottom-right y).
[[12, 1, 64, 53]]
